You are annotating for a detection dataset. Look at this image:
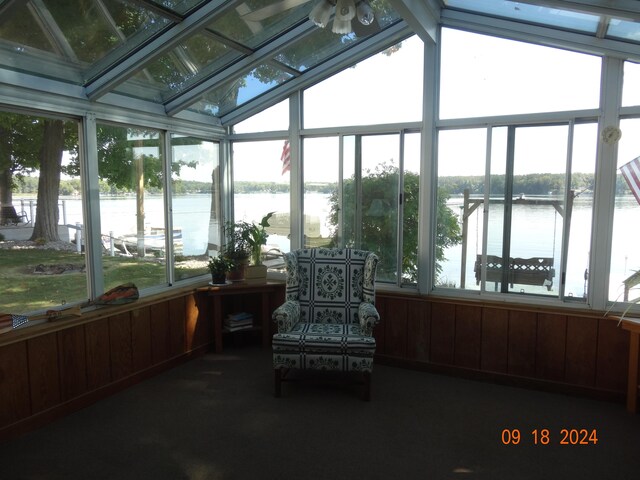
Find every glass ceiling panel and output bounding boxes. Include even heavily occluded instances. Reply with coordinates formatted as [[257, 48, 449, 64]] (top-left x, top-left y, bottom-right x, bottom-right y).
[[189, 64, 294, 116], [276, 1, 402, 72], [607, 18, 640, 44], [0, 0, 171, 84], [42, 0, 171, 63], [0, 5, 55, 52], [113, 32, 241, 102], [207, 0, 314, 49], [445, 0, 600, 34], [144, 0, 207, 15]]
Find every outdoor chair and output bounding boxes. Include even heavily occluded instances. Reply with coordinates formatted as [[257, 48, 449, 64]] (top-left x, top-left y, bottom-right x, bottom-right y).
[[272, 247, 380, 400]]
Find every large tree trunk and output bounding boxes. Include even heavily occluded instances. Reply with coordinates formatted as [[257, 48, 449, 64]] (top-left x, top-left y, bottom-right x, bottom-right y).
[[0, 124, 14, 224], [206, 164, 221, 255], [30, 119, 64, 242]]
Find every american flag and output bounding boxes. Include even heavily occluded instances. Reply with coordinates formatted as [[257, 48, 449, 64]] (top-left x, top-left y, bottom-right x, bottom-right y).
[[281, 140, 291, 175], [620, 156, 640, 205]]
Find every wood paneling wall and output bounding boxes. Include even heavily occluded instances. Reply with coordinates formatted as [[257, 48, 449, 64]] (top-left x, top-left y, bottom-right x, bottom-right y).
[[0, 286, 630, 442], [375, 294, 629, 400], [0, 291, 210, 442]]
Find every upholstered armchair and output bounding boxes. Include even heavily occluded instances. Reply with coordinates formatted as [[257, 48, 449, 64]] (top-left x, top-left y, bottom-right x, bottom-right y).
[[272, 248, 380, 400]]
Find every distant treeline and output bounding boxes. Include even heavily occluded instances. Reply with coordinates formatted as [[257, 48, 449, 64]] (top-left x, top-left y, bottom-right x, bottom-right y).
[[440, 172, 633, 196], [11, 173, 633, 197]]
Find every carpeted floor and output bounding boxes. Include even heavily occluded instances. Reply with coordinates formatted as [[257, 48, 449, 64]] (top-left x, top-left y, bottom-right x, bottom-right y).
[[2, 346, 639, 480]]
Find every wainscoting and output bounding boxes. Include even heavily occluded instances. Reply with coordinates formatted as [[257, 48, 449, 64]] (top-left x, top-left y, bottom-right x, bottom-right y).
[[0, 286, 632, 443], [374, 292, 630, 401]]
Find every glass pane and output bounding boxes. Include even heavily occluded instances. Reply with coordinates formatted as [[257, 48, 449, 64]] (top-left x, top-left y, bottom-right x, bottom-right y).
[[610, 118, 640, 303], [145, 0, 206, 15], [0, 111, 84, 317], [607, 18, 640, 44], [436, 128, 486, 289], [115, 33, 241, 102], [622, 61, 640, 107], [342, 135, 357, 247], [97, 124, 168, 291], [304, 35, 423, 128], [170, 135, 220, 282], [564, 123, 596, 300], [233, 99, 289, 133], [445, 0, 600, 33], [0, 0, 171, 84], [191, 65, 293, 117], [232, 140, 291, 269], [304, 136, 338, 248], [361, 134, 399, 283], [507, 125, 567, 296], [207, 0, 313, 49], [402, 132, 420, 285], [439, 28, 601, 119]]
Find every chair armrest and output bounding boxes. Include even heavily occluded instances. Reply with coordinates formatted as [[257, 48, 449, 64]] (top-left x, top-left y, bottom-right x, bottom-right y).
[[272, 300, 300, 333], [358, 302, 380, 336]]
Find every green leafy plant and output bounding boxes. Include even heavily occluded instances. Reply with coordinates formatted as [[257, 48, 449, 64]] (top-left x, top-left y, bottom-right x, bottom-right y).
[[207, 255, 234, 283], [222, 212, 275, 266]]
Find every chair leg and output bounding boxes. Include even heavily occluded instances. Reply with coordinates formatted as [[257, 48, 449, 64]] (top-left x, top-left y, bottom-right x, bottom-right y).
[[362, 372, 371, 401], [274, 368, 282, 397]]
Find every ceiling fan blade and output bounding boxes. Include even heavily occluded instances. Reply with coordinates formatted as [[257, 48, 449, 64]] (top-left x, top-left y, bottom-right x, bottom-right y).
[[240, 0, 312, 22]]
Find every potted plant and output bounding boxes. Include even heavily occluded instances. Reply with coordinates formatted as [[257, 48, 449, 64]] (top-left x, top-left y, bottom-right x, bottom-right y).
[[222, 212, 275, 283], [207, 255, 233, 285], [245, 212, 275, 283]]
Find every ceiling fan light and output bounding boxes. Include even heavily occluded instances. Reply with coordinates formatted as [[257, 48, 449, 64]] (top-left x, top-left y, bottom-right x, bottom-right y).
[[309, 0, 335, 28], [356, 0, 374, 25], [335, 0, 356, 21], [331, 18, 352, 34]]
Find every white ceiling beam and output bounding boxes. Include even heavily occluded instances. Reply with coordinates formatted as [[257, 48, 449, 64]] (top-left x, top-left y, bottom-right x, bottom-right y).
[[389, 0, 440, 43]]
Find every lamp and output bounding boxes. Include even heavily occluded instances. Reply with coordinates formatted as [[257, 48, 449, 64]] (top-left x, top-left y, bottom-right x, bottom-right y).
[[309, 0, 375, 34]]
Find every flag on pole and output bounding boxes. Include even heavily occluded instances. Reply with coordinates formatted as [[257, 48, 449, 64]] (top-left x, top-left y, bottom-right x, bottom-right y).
[[281, 140, 291, 175], [620, 156, 640, 205]]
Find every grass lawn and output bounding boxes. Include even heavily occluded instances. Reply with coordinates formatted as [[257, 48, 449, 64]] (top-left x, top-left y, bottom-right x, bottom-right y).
[[0, 248, 206, 314]]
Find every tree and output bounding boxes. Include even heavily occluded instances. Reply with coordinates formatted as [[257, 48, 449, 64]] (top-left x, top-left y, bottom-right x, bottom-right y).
[[30, 119, 65, 241], [0, 113, 42, 224], [328, 163, 462, 282]]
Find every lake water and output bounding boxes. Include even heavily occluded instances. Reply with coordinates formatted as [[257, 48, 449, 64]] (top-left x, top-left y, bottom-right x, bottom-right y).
[[14, 193, 639, 299]]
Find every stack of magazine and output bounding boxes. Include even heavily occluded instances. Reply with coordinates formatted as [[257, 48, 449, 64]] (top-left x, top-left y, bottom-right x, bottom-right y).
[[224, 312, 254, 332]]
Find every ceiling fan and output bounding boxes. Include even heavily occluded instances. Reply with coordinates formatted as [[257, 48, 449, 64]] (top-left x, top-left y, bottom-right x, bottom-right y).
[[239, 0, 380, 35]]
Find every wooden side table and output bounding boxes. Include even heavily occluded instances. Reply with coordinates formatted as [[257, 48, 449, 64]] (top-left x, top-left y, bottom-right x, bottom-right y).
[[198, 282, 284, 353], [621, 317, 640, 413]]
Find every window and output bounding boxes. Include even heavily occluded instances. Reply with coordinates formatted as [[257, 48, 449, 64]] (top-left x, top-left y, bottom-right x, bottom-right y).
[[303, 136, 339, 248], [439, 29, 601, 119], [232, 140, 291, 264], [170, 135, 221, 281], [436, 123, 596, 300], [0, 110, 84, 315], [314, 132, 417, 285], [233, 99, 289, 134], [96, 123, 168, 291], [610, 117, 640, 303], [303, 35, 424, 128]]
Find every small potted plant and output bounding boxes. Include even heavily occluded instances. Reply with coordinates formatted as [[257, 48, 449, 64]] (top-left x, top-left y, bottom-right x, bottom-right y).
[[207, 255, 234, 285], [221, 220, 252, 282]]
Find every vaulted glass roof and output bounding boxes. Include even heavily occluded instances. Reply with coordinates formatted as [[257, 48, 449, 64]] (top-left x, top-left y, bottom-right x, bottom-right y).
[[0, 0, 639, 127]]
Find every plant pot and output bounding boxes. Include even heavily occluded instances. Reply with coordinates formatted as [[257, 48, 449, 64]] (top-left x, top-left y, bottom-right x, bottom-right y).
[[210, 273, 226, 285], [245, 264, 267, 284], [227, 261, 248, 282]]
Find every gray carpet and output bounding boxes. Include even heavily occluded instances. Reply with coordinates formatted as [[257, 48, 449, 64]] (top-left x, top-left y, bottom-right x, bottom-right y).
[[2, 346, 639, 480]]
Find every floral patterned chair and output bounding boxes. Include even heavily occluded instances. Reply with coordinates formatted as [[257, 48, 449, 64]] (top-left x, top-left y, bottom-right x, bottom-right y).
[[272, 248, 380, 400]]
